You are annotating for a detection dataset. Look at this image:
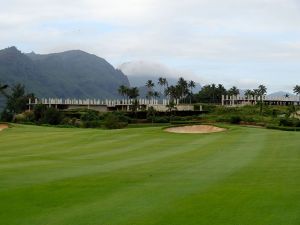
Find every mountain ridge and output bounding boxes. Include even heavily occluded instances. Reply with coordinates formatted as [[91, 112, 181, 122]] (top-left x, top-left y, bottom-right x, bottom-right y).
[[0, 46, 130, 99]]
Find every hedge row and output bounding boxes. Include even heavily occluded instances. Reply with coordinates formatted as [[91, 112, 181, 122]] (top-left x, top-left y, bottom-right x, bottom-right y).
[[266, 125, 300, 132]]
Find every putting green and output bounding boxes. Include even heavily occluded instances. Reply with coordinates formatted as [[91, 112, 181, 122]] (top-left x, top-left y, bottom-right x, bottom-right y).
[[0, 124, 299, 225]]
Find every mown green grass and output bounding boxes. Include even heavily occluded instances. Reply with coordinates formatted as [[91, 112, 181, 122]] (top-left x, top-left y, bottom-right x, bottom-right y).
[[0, 124, 299, 225]]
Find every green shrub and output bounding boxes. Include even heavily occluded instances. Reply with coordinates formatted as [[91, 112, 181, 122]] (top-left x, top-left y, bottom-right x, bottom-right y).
[[279, 118, 294, 127], [215, 115, 231, 123], [14, 111, 34, 123], [170, 116, 188, 121], [82, 120, 102, 128], [241, 116, 255, 123], [33, 104, 48, 122], [0, 109, 14, 122], [152, 116, 170, 123], [103, 113, 128, 129], [80, 110, 100, 121], [271, 109, 279, 117], [230, 116, 241, 124], [41, 108, 63, 125], [112, 112, 131, 123], [267, 125, 300, 131], [278, 118, 300, 127], [202, 104, 217, 112], [170, 121, 200, 125], [14, 113, 26, 122]]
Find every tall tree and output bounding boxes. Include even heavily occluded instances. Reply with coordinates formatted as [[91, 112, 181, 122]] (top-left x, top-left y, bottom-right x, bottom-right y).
[[227, 86, 240, 96], [128, 87, 139, 100], [158, 77, 168, 98], [158, 77, 165, 96], [118, 85, 129, 99], [153, 91, 160, 100], [146, 91, 154, 100], [256, 85, 267, 115], [177, 77, 188, 102], [293, 85, 300, 104], [127, 87, 139, 115], [146, 80, 155, 89], [165, 85, 180, 101], [2, 84, 34, 121], [188, 80, 196, 104], [146, 80, 155, 99], [197, 84, 226, 104], [244, 89, 254, 98], [257, 85, 267, 96]]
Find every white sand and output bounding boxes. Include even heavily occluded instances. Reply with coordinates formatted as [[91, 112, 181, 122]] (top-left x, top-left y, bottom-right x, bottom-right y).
[[165, 125, 226, 134]]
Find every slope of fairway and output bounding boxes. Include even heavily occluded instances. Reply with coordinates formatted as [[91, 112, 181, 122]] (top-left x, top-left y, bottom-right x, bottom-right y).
[[0, 125, 299, 225]]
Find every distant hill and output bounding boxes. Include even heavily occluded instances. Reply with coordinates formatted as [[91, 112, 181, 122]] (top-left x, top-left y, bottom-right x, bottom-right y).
[[0, 47, 130, 100], [235, 90, 295, 98]]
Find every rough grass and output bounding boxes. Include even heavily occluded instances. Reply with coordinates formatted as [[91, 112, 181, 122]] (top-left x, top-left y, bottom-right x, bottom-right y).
[[0, 124, 299, 225]]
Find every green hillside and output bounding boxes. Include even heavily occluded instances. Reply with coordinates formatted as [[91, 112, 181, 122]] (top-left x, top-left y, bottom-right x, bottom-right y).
[[0, 47, 130, 99], [0, 125, 299, 225]]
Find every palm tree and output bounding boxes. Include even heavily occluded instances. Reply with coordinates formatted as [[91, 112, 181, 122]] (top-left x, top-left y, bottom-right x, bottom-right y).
[[256, 85, 267, 115], [0, 83, 9, 98], [146, 91, 154, 100], [227, 86, 240, 96], [146, 80, 155, 99], [258, 85, 267, 96], [211, 84, 216, 103], [159, 77, 168, 98], [146, 80, 155, 89], [153, 91, 160, 100], [165, 85, 180, 101], [188, 80, 196, 104], [158, 77, 164, 95], [244, 89, 254, 98], [163, 78, 168, 89], [118, 85, 129, 99], [128, 87, 139, 99], [293, 85, 300, 105], [177, 77, 188, 102], [127, 87, 140, 115]]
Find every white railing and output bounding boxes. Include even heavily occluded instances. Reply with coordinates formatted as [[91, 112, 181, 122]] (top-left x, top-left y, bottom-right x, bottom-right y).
[[29, 98, 180, 107], [222, 95, 300, 106]]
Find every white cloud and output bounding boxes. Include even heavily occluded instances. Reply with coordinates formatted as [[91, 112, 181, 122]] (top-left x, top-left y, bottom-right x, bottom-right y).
[[118, 60, 203, 83], [234, 79, 262, 90], [1, 0, 300, 91]]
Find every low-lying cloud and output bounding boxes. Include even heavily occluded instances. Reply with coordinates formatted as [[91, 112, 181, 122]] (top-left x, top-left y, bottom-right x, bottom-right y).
[[1, 0, 300, 92]]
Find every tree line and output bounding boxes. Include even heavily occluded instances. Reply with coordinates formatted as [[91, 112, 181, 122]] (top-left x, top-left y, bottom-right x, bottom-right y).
[[118, 77, 196, 103], [117, 79, 300, 105], [0, 80, 300, 121]]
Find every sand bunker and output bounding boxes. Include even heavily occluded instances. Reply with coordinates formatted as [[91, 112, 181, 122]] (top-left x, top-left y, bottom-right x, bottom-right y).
[[0, 124, 8, 131], [165, 125, 226, 134]]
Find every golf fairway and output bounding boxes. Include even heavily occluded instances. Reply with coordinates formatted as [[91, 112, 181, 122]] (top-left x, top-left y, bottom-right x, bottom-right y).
[[0, 125, 299, 225]]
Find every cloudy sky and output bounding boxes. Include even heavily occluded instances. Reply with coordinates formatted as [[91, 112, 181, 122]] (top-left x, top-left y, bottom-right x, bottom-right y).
[[1, 0, 300, 92]]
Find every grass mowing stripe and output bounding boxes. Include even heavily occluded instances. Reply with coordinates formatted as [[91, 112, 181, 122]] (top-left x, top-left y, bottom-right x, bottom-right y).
[[17, 127, 266, 225], [0, 132, 221, 189], [0, 125, 299, 225]]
